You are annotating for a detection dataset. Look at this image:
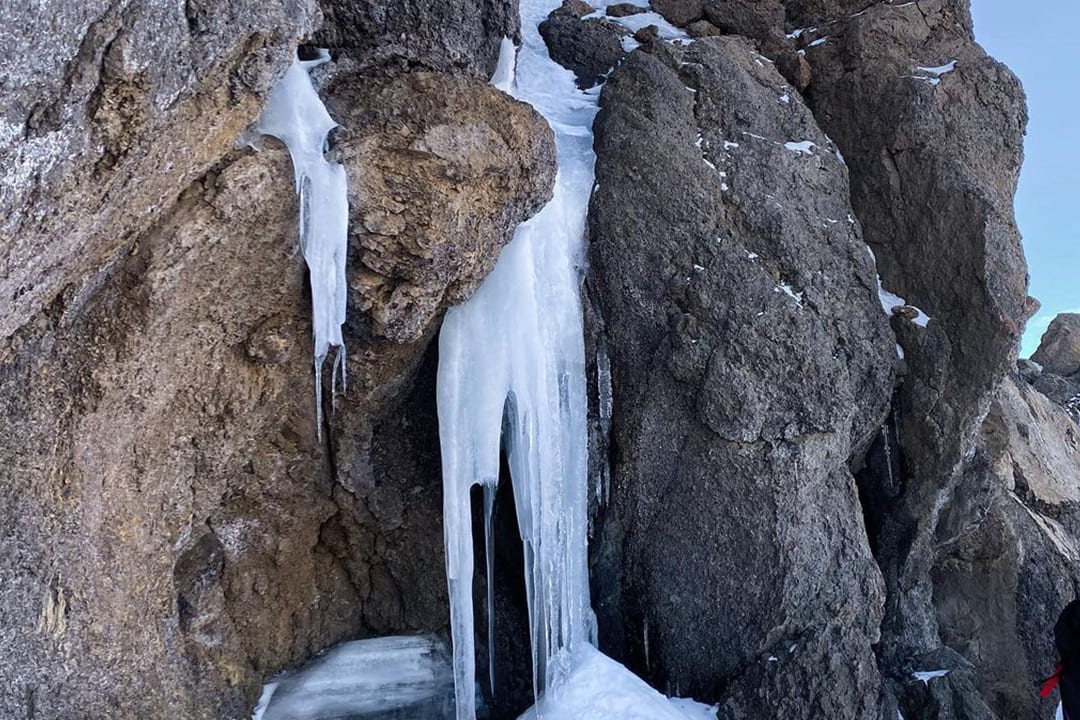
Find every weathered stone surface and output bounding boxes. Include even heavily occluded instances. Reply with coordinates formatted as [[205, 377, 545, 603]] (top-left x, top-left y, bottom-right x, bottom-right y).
[[540, 5, 629, 88], [0, 0, 318, 342], [587, 37, 896, 716], [685, 19, 722, 38], [607, 2, 649, 17], [312, 0, 519, 77], [651, 0, 704, 27], [804, 0, 1034, 688], [702, 0, 784, 44], [0, 32, 555, 720], [927, 375, 1080, 719], [323, 70, 556, 342], [1033, 313, 1080, 377]]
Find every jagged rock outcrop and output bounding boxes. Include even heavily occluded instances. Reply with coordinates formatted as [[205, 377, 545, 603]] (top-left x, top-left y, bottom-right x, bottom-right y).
[[929, 374, 1080, 719], [586, 37, 896, 717], [796, 0, 1034, 712]]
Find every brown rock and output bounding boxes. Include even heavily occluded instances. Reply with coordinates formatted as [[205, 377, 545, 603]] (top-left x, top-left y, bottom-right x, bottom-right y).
[[685, 19, 722, 37], [323, 70, 557, 342], [634, 24, 661, 43], [775, 49, 812, 92]]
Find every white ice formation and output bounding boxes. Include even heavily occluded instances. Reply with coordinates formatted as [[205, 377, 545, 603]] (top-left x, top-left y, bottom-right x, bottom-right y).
[[255, 50, 348, 433], [251, 635, 454, 720], [436, 2, 706, 719]]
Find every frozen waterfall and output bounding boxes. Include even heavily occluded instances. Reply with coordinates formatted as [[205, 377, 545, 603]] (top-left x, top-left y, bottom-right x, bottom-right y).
[[436, 3, 712, 719], [254, 50, 348, 433]]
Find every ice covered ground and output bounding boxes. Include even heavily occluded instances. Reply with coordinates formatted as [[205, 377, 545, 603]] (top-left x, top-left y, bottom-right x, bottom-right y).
[[517, 645, 717, 720], [254, 50, 348, 432], [251, 636, 454, 720]]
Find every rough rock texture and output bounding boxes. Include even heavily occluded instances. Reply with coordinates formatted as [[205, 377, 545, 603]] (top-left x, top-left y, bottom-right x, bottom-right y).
[[0, 0, 318, 341], [312, 0, 519, 77], [539, 4, 629, 88], [928, 375, 1080, 719], [587, 37, 896, 717], [324, 70, 556, 342], [1033, 313, 1080, 377], [0, 4, 555, 717], [651, 0, 704, 26], [802, 1, 1034, 709], [703, 0, 785, 45]]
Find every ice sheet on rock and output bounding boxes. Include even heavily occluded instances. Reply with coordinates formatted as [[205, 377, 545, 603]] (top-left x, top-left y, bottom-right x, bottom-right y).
[[517, 645, 716, 720], [251, 636, 454, 720], [254, 51, 348, 433]]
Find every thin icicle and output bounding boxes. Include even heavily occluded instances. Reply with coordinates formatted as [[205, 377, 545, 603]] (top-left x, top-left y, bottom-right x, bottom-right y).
[[254, 50, 349, 435]]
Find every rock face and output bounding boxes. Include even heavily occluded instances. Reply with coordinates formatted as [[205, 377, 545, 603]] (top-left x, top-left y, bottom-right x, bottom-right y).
[[930, 375, 1080, 720], [0, 0, 318, 341], [0, 0, 559, 717], [799, 0, 1035, 711], [587, 37, 896, 716], [0, 0, 1069, 718]]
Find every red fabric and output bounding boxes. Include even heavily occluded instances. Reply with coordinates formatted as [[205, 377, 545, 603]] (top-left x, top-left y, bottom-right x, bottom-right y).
[[1043, 663, 1064, 698]]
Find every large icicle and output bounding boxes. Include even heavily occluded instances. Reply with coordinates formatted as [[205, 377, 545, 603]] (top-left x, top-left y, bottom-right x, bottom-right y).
[[255, 50, 348, 431], [436, 11, 596, 716], [437, 2, 710, 719]]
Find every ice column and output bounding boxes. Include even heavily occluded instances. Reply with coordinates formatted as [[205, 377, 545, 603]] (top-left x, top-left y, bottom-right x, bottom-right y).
[[255, 50, 348, 431], [436, 3, 601, 716]]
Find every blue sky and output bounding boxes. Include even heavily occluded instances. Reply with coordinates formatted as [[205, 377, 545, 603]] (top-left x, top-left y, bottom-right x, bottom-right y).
[[971, 0, 1078, 357]]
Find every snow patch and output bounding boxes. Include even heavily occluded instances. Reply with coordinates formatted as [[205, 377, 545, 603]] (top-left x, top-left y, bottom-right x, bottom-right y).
[[912, 669, 949, 684]]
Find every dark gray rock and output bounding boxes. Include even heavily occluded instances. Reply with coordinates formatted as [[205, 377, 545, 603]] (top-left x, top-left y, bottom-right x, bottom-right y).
[[587, 37, 896, 716], [1033, 313, 1080, 377], [651, 0, 704, 27], [1033, 372, 1080, 424], [703, 0, 785, 44], [804, 0, 1035, 689], [312, 0, 519, 78], [539, 5, 629, 88], [607, 2, 649, 17]]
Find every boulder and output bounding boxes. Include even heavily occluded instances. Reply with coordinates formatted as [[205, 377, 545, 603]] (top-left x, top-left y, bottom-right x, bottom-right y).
[[607, 2, 649, 17], [588, 36, 896, 716], [539, 7, 629, 88], [1033, 313, 1080, 377], [650, 0, 704, 27], [323, 70, 556, 341], [312, 0, 519, 77]]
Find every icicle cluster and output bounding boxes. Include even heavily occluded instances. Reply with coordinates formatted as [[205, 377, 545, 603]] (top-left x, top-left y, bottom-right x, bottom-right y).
[[255, 50, 348, 432], [436, 17, 598, 719], [436, 3, 714, 719]]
